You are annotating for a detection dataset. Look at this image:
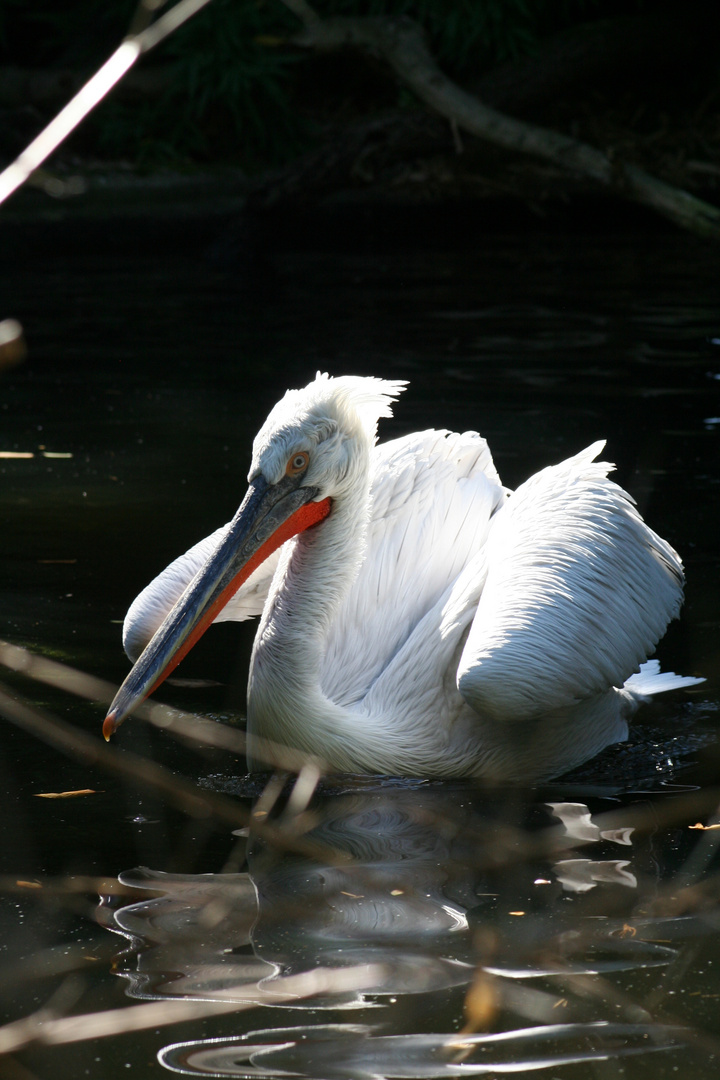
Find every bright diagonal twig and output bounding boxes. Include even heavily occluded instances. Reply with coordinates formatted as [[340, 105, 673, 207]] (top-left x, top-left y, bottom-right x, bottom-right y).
[[0, 963, 387, 1055], [0, 674, 346, 865], [0, 0, 214, 208], [0, 639, 327, 774]]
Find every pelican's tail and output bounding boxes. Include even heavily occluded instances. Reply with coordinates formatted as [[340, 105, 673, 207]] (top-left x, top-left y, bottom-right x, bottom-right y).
[[624, 659, 704, 699]]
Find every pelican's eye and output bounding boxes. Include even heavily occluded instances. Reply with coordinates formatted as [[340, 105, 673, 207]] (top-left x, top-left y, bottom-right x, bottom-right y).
[[286, 450, 310, 477]]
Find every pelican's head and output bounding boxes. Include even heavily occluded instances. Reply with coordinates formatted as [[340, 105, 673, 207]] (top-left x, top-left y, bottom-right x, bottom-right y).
[[103, 373, 405, 737], [249, 372, 406, 500]]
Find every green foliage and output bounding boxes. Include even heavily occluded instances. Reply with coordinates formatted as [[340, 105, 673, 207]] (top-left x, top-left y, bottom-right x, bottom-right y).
[[155, 0, 303, 163], [97, 0, 305, 165], [320, 0, 540, 70], [0, 0, 610, 166]]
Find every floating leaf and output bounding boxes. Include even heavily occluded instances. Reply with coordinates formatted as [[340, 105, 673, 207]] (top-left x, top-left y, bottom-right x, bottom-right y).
[[35, 789, 101, 799]]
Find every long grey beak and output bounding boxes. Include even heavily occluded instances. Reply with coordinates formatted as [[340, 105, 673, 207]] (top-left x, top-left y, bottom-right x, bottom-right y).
[[103, 476, 330, 739]]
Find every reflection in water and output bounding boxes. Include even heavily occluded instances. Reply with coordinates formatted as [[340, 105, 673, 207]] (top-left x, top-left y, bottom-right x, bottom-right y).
[[160, 1021, 686, 1078], [546, 802, 635, 845], [552, 858, 637, 894], [101, 782, 700, 1076], [546, 801, 637, 892], [103, 871, 272, 1001]]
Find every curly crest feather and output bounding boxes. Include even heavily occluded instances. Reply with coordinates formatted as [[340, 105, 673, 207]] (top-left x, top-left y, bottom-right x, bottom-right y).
[[249, 373, 406, 490]]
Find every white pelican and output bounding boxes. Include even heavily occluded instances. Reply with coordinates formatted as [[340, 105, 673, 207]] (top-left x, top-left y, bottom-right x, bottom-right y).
[[104, 374, 702, 781]]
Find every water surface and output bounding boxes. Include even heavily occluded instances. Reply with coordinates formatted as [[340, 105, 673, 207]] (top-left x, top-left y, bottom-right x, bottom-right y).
[[0, 204, 719, 1077]]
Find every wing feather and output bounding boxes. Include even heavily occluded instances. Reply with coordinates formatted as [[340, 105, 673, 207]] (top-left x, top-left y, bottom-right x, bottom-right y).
[[122, 525, 280, 662], [456, 442, 685, 721], [320, 429, 506, 707]]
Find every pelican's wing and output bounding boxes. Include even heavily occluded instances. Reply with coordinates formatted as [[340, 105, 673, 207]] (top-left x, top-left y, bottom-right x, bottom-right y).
[[456, 442, 685, 721], [320, 429, 507, 707], [122, 524, 280, 662]]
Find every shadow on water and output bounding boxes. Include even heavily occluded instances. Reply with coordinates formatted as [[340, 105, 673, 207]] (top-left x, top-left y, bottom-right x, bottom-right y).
[[0, 202, 719, 1077]]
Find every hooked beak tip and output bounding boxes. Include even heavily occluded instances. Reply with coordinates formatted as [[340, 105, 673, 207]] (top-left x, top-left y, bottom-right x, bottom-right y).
[[102, 713, 118, 741]]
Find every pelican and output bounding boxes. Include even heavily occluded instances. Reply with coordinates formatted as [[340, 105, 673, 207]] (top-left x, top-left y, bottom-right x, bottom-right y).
[[104, 374, 702, 781]]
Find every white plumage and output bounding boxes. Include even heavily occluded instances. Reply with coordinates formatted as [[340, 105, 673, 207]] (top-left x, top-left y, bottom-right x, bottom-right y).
[[111, 373, 702, 781]]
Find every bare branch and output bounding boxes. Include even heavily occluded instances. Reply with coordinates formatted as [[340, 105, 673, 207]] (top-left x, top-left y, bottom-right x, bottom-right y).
[[0, 0, 215, 207], [0, 674, 347, 865], [277, 0, 322, 28], [0, 963, 386, 1055], [0, 640, 327, 775], [287, 14, 720, 241]]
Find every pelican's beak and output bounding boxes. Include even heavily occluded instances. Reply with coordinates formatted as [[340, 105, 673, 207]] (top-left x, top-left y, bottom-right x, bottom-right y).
[[103, 475, 331, 739]]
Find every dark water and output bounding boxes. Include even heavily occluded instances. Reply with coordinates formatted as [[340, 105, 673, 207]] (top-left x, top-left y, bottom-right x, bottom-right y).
[[0, 203, 719, 1077]]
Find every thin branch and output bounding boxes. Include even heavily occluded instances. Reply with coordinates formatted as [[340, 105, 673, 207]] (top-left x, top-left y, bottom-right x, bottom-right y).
[[277, 0, 321, 28], [0, 640, 327, 775], [0, 0, 214, 207], [0, 677, 346, 865], [0, 963, 386, 1055]]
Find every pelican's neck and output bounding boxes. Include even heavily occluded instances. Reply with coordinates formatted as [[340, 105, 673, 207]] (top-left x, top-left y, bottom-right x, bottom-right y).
[[247, 452, 373, 765]]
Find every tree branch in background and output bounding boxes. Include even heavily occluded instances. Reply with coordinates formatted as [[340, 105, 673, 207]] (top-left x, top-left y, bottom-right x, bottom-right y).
[[282, 8, 720, 241]]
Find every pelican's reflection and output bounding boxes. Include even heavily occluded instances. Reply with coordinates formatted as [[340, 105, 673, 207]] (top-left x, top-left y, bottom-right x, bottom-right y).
[[102, 783, 678, 999], [546, 801, 637, 893], [101, 781, 694, 1076]]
